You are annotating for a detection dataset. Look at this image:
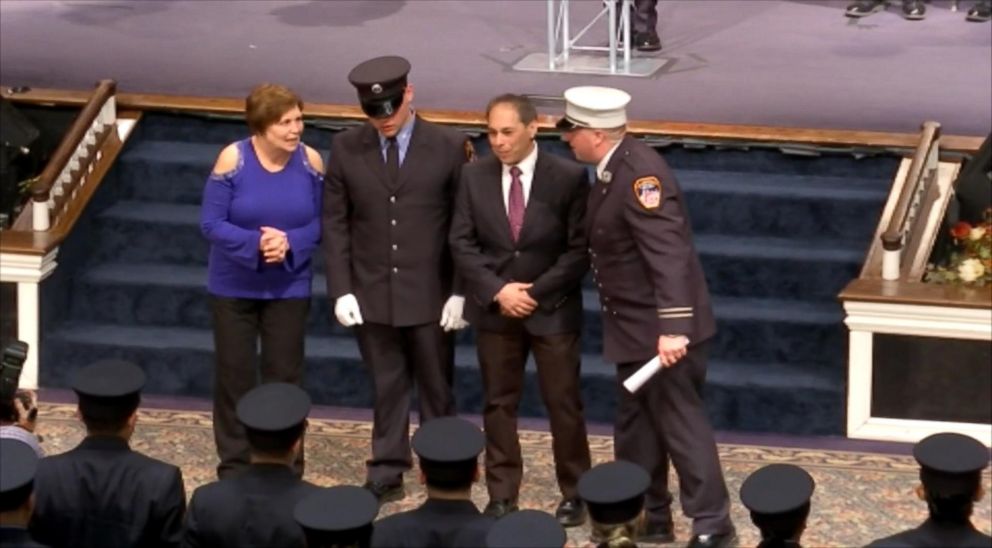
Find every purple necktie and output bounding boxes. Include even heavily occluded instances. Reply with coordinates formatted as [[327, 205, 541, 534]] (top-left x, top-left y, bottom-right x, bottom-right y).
[[508, 166, 524, 243]]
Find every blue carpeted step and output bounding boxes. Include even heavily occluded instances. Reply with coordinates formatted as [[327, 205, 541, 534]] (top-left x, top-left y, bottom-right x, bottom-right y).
[[40, 322, 841, 435], [661, 145, 901, 180], [680, 171, 887, 242], [71, 262, 844, 369], [131, 113, 336, 149]]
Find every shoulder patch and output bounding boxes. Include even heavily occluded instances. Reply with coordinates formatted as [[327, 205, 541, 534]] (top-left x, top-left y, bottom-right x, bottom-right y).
[[633, 176, 662, 209], [464, 140, 476, 162]]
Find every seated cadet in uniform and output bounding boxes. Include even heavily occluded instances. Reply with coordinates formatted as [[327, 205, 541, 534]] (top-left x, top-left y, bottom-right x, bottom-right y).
[[183, 383, 319, 547], [1, 439, 48, 547], [294, 485, 379, 548], [370, 417, 493, 548], [484, 509, 567, 548], [29, 360, 186, 548], [739, 464, 815, 548], [578, 460, 652, 548], [867, 432, 991, 547]]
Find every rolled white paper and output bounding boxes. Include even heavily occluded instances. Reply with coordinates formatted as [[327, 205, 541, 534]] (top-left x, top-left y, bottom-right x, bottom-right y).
[[623, 356, 662, 394]]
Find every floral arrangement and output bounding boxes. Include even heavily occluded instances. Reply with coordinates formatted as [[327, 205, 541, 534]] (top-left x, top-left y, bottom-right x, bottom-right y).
[[925, 208, 992, 286]]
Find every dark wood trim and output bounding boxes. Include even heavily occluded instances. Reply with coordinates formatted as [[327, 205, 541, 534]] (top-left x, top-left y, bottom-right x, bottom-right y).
[[0, 111, 141, 256], [839, 278, 992, 309], [3, 85, 986, 153]]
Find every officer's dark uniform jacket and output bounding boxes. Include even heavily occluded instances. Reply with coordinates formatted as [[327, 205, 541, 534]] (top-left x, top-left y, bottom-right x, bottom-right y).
[[29, 436, 186, 548], [370, 499, 493, 548], [182, 463, 319, 548], [586, 134, 716, 363], [866, 518, 992, 547], [324, 117, 467, 326], [0, 527, 49, 548]]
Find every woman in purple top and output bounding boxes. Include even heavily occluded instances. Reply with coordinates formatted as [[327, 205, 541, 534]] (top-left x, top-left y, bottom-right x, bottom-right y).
[[200, 83, 323, 479]]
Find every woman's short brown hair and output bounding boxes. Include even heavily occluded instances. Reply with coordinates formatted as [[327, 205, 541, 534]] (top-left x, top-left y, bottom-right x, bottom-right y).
[[245, 83, 303, 135]]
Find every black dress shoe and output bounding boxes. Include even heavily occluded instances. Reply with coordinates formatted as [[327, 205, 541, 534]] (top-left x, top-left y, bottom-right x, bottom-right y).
[[901, 0, 925, 19], [845, 0, 886, 17], [966, 1, 991, 21], [554, 498, 587, 527], [687, 531, 737, 548], [634, 30, 662, 52], [637, 520, 675, 544], [362, 480, 405, 504], [483, 499, 519, 519]]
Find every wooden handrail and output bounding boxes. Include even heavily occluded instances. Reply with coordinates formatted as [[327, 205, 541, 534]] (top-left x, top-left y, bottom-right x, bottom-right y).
[[879, 122, 940, 258], [30, 80, 115, 203], [2, 85, 986, 154]]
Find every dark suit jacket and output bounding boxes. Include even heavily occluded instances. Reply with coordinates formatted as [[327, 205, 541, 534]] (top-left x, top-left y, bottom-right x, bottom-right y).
[[29, 435, 186, 548], [866, 518, 992, 547], [182, 463, 319, 548], [0, 527, 49, 547], [323, 117, 468, 326], [587, 135, 716, 363], [370, 499, 493, 548], [449, 150, 589, 335]]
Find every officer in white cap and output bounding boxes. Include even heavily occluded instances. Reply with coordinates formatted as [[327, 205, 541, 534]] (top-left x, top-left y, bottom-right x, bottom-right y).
[[559, 86, 734, 548], [324, 55, 473, 504], [867, 432, 991, 547]]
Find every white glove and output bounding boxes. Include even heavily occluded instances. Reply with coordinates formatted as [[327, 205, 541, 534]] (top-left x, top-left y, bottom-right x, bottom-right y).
[[439, 295, 469, 332], [334, 293, 364, 327]]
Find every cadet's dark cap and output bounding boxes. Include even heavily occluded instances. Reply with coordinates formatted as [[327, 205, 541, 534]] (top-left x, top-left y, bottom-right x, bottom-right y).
[[71, 359, 145, 418], [348, 55, 410, 119], [236, 383, 311, 432], [412, 416, 484, 462], [914, 433, 989, 496], [486, 509, 567, 548], [294, 485, 378, 536], [740, 464, 815, 516], [578, 460, 650, 525], [0, 439, 38, 495]]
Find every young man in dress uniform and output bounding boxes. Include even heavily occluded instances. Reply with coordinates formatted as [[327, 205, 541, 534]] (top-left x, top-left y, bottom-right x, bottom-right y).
[[449, 93, 591, 525], [867, 432, 991, 547], [183, 382, 319, 547], [294, 485, 379, 548], [29, 360, 186, 548], [559, 86, 735, 548], [323, 55, 471, 503], [370, 417, 493, 547], [739, 464, 816, 548], [1, 438, 47, 547]]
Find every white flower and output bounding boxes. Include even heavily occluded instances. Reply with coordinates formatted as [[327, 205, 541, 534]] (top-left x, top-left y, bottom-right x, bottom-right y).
[[969, 226, 986, 241], [957, 258, 985, 283]]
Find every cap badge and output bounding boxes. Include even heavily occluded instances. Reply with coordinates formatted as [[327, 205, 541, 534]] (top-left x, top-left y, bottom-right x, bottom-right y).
[[633, 176, 662, 209], [382, 102, 394, 116], [371, 83, 383, 94]]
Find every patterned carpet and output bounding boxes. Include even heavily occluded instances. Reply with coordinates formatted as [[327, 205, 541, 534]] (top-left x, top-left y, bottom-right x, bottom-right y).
[[32, 403, 991, 547]]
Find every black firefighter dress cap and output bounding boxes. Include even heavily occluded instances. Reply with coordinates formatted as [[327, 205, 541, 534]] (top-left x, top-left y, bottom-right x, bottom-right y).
[[740, 464, 815, 517], [236, 382, 311, 432], [578, 460, 650, 525], [294, 485, 378, 544], [1, 438, 38, 504], [486, 509, 567, 548], [914, 432, 989, 497], [348, 55, 411, 119], [412, 417, 484, 482], [71, 359, 146, 415]]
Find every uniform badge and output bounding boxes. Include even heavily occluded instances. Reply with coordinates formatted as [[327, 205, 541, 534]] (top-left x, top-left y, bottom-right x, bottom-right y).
[[371, 83, 383, 94], [464, 140, 476, 162], [633, 176, 662, 209], [382, 102, 393, 116], [601, 171, 612, 184]]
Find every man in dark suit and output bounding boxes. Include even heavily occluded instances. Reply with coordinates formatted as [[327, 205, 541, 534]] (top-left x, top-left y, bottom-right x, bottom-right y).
[[1, 439, 48, 548], [867, 432, 991, 547], [29, 360, 186, 548], [324, 55, 471, 503], [371, 417, 493, 548], [559, 86, 734, 548], [183, 382, 318, 547], [449, 93, 592, 526]]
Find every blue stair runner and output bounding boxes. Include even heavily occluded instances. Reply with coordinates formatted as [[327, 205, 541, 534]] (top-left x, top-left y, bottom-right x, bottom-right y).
[[39, 113, 900, 435]]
